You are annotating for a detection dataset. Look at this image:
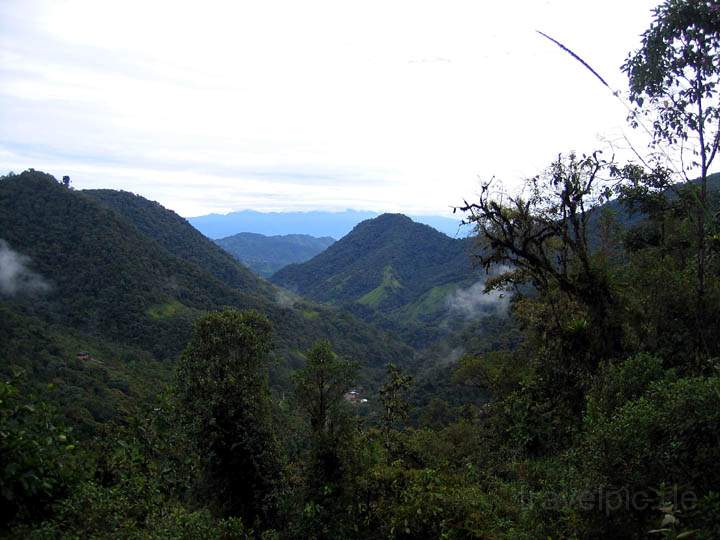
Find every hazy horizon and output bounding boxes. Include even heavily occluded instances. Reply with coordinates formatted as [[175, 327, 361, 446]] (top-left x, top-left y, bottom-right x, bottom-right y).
[[187, 206, 470, 240], [184, 206, 463, 219]]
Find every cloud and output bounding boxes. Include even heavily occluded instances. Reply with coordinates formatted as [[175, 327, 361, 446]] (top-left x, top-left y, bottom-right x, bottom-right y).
[[0, 0, 660, 217], [0, 239, 50, 296], [446, 279, 509, 320], [444, 346, 464, 365], [275, 288, 298, 309]]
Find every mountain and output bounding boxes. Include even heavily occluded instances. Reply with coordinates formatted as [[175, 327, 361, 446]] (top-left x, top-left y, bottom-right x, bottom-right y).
[[272, 214, 476, 307], [188, 209, 470, 240], [0, 170, 414, 433], [84, 189, 272, 294], [0, 171, 251, 358], [215, 232, 335, 277], [270, 214, 493, 346]]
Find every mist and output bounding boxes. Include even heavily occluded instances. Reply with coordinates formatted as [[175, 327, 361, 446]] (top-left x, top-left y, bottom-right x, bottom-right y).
[[446, 279, 509, 320], [0, 239, 50, 296], [275, 288, 298, 309]]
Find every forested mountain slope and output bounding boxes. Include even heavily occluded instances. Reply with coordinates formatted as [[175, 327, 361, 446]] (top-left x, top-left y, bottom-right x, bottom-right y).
[[84, 189, 272, 295], [0, 170, 414, 433], [272, 213, 477, 309], [7, 3, 720, 537], [270, 214, 491, 347], [215, 232, 335, 277], [0, 170, 250, 357]]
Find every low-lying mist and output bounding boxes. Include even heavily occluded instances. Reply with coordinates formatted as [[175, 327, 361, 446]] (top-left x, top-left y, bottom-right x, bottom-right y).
[[0, 239, 50, 297]]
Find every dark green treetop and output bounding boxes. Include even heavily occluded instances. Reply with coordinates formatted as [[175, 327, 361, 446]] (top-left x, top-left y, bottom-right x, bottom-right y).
[[174, 309, 283, 526]]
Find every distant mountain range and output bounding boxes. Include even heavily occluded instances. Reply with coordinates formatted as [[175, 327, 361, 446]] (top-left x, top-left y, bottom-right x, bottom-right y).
[[216, 232, 335, 277], [188, 209, 471, 240]]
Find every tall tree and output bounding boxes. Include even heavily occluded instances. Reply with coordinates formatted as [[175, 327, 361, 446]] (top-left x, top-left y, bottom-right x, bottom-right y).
[[173, 309, 283, 526], [292, 340, 357, 539], [457, 153, 619, 358], [295, 340, 355, 439], [294, 340, 355, 481], [623, 0, 720, 354], [379, 363, 412, 451]]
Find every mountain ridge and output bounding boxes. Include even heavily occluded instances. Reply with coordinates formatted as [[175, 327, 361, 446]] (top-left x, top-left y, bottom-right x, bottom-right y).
[[84, 189, 271, 295], [269, 212, 491, 348], [0, 170, 417, 434], [215, 232, 335, 277], [188, 208, 469, 239]]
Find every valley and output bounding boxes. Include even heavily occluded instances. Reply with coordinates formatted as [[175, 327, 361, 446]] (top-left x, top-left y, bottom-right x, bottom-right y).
[[3, 2, 720, 537]]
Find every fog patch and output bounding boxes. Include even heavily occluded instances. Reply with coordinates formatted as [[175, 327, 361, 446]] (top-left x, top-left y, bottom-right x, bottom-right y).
[[447, 280, 509, 319], [0, 240, 50, 296], [444, 346, 464, 365], [275, 288, 298, 309]]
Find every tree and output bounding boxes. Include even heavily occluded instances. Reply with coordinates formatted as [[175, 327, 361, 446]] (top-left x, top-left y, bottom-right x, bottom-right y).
[[623, 0, 720, 354], [0, 377, 79, 527], [173, 309, 283, 526], [379, 363, 412, 451], [294, 339, 356, 487], [452, 350, 526, 400], [295, 340, 356, 440], [292, 340, 357, 538], [457, 153, 620, 360]]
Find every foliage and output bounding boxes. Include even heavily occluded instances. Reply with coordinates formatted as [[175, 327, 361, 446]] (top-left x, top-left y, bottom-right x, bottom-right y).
[[571, 375, 720, 537], [6, 3, 720, 536], [624, 0, 720, 358], [452, 350, 529, 399], [14, 401, 257, 539], [0, 304, 172, 437], [459, 153, 616, 325], [289, 340, 360, 537], [379, 363, 413, 452], [174, 309, 284, 525], [624, 0, 720, 157], [294, 340, 356, 439], [0, 377, 79, 529], [585, 353, 673, 421]]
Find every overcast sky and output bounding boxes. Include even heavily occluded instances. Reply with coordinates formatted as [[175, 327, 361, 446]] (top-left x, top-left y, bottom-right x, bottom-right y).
[[1, 0, 661, 217]]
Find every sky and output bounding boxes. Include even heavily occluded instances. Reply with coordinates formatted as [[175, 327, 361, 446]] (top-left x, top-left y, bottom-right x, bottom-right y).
[[1, 0, 662, 218]]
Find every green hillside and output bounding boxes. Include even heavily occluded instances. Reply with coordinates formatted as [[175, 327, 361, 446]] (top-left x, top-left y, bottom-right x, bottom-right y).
[[271, 213, 492, 346], [0, 170, 234, 357], [85, 189, 272, 295], [272, 214, 476, 309], [0, 170, 414, 434], [215, 232, 335, 277], [7, 3, 720, 537]]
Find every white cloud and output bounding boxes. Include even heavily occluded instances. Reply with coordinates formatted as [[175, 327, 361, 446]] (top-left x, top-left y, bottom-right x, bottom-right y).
[[0, 0, 663, 217], [446, 280, 508, 320], [0, 239, 50, 296]]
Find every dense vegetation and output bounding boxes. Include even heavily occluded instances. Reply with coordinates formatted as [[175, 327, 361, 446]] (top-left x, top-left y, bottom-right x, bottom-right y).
[[84, 189, 272, 295], [0, 171, 413, 435], [216, 232, 335, 277], [271, 214, 497, 348], [272, 214, 474, 308], [2, 1, 720, 537]]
